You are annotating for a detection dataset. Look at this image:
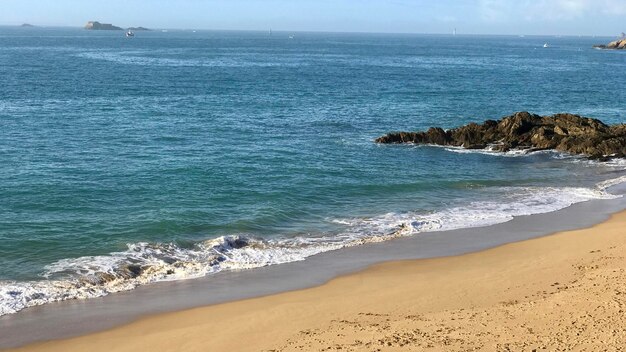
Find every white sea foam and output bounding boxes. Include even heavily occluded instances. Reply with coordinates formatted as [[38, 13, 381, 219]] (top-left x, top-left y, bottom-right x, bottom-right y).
[[443, 145, 552, 157], [333, 185, 619, 238], [442, 145, 626, 170], [561, 155, 626, 169], [0, 179, 624, 316], [597, 175, 626, 191]]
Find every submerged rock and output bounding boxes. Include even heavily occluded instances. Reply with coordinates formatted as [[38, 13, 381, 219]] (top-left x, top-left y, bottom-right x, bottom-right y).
[[376, 112, 626, 161], [118, 264, 144, 279]]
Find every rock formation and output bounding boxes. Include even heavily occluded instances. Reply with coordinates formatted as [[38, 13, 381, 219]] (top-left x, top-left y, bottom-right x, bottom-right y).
[[127, 27, 150, 31], [593, 38, 626, 50], [376, 112, 626, 161], [84, 21, 123, 30]]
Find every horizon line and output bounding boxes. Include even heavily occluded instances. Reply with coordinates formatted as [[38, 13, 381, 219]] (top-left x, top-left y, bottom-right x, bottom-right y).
[[0, 23, 620, 38]]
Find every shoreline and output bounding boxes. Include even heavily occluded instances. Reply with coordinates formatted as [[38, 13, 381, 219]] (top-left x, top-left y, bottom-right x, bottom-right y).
[[0, 184, 626, 350], [1, 184, 625, 349], [8, 208, 626, 350]]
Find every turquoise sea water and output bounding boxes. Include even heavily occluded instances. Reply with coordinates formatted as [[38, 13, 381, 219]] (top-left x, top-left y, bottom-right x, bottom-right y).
[[1, 27, 625, 315]]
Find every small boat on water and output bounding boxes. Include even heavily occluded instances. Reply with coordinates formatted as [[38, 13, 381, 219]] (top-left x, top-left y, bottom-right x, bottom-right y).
[[126, 30, 135, 37], [543, 43, 549, 48]]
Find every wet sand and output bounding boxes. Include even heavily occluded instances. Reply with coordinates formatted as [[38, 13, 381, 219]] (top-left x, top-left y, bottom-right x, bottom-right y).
[[9, 210, 626, 351]]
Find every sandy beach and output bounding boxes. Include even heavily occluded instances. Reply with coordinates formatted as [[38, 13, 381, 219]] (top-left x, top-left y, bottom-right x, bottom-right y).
[[8, 210, 626, 351]]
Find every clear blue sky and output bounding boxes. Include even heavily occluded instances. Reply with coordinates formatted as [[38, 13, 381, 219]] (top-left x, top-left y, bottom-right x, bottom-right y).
[[2, 0, 625, 36]]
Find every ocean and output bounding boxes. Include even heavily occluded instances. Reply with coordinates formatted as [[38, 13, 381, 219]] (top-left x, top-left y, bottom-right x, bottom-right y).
[[1, 27, 625, 316]]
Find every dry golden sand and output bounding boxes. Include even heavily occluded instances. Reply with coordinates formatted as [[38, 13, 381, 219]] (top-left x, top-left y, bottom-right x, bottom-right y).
[[10, 211, 626, 352]]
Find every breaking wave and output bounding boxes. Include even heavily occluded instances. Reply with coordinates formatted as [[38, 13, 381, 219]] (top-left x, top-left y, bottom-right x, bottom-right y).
[[0, 178, 623, 316]]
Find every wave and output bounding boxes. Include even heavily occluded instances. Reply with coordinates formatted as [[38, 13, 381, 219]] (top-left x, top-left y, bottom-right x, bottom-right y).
[[0, 178, 624, 316]]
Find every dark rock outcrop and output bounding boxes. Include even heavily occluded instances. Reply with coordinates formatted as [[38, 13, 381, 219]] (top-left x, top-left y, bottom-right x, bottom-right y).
[[376, 112, 626, 161], [593, 38, 626, 50], [84, 21, 123, 30]]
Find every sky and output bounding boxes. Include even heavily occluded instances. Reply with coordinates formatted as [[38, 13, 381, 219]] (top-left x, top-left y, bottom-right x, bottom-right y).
[[1, 0, 625, 36]]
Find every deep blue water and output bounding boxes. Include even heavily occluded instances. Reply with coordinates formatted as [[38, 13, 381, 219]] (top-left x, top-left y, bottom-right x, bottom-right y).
[[0, 27, 625, 314]]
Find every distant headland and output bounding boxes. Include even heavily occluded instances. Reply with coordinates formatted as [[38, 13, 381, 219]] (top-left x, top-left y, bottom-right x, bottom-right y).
[[20, 23, 35, 28], [593, 34, 626, 50]]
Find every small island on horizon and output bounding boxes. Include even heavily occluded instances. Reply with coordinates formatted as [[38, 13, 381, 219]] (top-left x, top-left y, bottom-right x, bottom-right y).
[[128, 26, 150, 31], [84, 21, 150, 31], [84, 21, 123, 30], [20, 23, 35, 28]]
